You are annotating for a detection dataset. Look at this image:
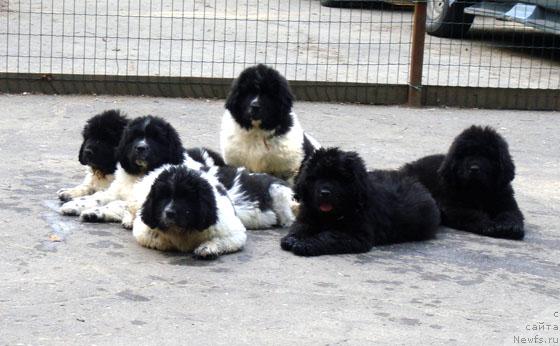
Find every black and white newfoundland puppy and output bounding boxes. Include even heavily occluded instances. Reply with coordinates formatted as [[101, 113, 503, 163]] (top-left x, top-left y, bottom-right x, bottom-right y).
[[208, 165, 296, 229], [60, 115, 223, 223], [132, 165, 246, 259], [127, 163, 296, 233], [220, 64, 320, 184], [281, 148, 440, 256], [402, 125, 524, 240], [57, 109, 128, 201]]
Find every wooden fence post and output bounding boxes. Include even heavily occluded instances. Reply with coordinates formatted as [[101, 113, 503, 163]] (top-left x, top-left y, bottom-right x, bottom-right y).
[[408, 1, 427, 107]]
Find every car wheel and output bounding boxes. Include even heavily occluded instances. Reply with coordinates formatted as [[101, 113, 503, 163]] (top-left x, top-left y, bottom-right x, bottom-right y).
[[427, 0, 475, 38]]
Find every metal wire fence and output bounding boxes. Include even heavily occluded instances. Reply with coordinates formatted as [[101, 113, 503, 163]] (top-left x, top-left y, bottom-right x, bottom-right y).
[[0, 0, 559, 109], [423, 1, 560, 89]]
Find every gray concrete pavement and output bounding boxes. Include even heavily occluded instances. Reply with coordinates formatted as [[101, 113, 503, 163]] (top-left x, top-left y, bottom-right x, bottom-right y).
[[0, 94, 559, 345], [1, 0, 559, 88]]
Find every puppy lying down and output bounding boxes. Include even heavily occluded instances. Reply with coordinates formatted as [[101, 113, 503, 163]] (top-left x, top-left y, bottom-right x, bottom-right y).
[[57, 109, 128, 201], [125, 164, 297, 231], [402, 125, 524, 240], [132, 165, 247, 259], [281, 148, 440, 256]]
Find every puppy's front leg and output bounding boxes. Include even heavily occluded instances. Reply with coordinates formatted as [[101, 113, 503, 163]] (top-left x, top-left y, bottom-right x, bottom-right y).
[[488, 200, 525, 240], [441, 206, 494, 234], [269, 184, 296, 227], [60, 180, 119, 216], [57, 172, 96, 202], [56, 178, 95, 202], [121, 210, 135, 230], [280, 221, 310, 251], [193, 218, 247, 260], [80, 200, 127, 223], [132, 218, 175, 251], [289, 230, 371, 256]]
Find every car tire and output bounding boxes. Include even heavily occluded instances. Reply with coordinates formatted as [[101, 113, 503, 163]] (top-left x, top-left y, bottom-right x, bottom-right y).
[[427, 0, 475, 38]]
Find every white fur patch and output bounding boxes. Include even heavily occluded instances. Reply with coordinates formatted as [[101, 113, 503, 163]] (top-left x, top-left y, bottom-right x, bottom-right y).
[[220, 110, 308, 182], [269, 183, 296, 227]]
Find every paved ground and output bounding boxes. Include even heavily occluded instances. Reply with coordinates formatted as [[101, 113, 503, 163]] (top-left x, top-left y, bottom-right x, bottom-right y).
[[0, 94, 559, 345], [1, 0, 559, 88]]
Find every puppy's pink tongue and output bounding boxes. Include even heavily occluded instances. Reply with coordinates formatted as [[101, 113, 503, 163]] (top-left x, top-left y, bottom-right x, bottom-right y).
[[320, 203, 333, 212]]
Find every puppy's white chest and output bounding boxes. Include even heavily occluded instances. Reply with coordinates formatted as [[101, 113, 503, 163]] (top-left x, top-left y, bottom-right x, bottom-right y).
[[220, 110, 305, 179], [227, 132, 301, 176]]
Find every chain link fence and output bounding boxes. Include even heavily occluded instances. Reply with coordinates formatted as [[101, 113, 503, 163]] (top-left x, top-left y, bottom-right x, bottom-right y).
[[1, 0, 559, 109]]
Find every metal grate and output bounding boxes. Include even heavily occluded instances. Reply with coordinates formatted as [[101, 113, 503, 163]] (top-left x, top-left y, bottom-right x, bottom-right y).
[[0, 1, 412, 84], [1, 0, 559, 109]]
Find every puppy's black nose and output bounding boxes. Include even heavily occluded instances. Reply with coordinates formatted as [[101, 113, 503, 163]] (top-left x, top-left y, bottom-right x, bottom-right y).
[[164, 208, 176, 220], [135, 143, 148, 154], [469, 164, 480, 173], [249, 98, 260, 110], [319, 188, 331, 197]]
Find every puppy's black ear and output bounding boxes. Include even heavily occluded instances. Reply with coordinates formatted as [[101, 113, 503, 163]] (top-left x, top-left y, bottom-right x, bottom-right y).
[[437, 154, 457, 186], [193, 181, 218, 230], [225, 77, 241, 114], [496, 138, 515, 186], [293, 157, 311, 202], [115, 134, 135, 174], [271, 68, 294, 116], [343, 151, 369, 209], [165, 123, 184, 165], [140, 187, 160, 230]]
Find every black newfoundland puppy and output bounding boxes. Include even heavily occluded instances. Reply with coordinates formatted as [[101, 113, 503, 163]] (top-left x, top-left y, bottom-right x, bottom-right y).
[[57, 109, 128, 201], [281, 148, 440, 256], [402, 125, 524, 240], [220, 64, 320, 184]]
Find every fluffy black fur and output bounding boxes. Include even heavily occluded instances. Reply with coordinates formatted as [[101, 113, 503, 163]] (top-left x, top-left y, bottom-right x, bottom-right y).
[[402, 125, 524, 240], [225, 64, 294, 136], [79, 109, 128, 175], [116, 115, 184, 175], [141, 166, 218, 232], [281, 148, 440, 256]]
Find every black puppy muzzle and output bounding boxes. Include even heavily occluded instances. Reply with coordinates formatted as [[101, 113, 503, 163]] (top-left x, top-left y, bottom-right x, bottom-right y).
[[469, 164, 480, 173], [160, 203, 177, 229], [134, 139, 149, 160], [248, 96, 261, 120], [82, 147, 94, 162], [315, 185, 335, 213]]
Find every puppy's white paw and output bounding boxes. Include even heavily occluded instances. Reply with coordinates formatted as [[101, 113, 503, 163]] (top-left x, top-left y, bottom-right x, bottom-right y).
[[278, 216, 295, 228], [80, 208, 105, 223], [121, 213, 134, 230], [60, 197, 99, 216], [290, 200, 300, 217], [193, 242, 220, 260], [57, 188, 76, 202], [60, 200, 83, 216]]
